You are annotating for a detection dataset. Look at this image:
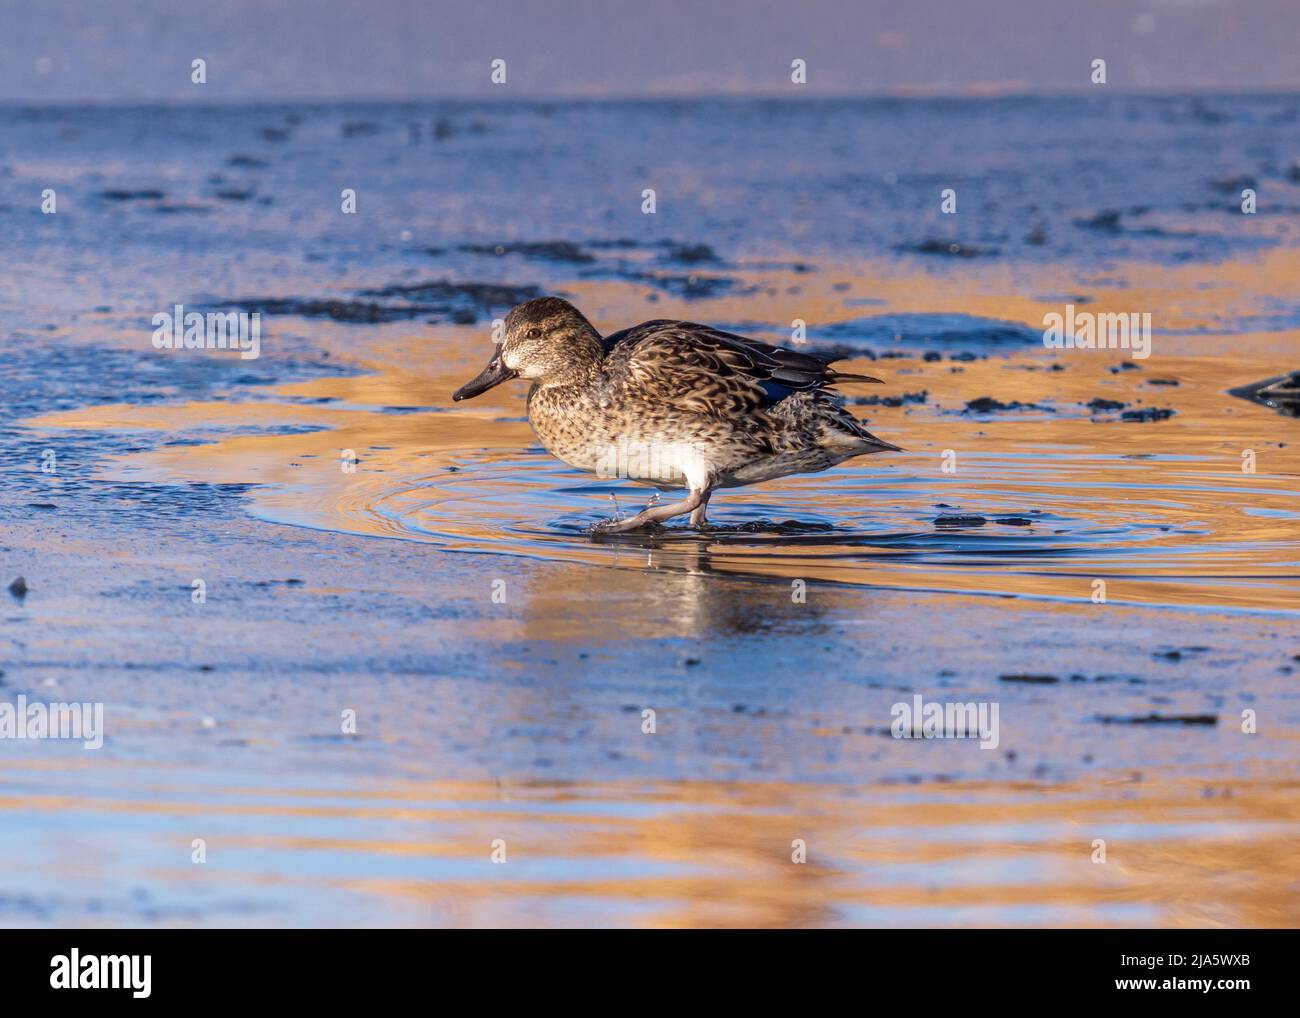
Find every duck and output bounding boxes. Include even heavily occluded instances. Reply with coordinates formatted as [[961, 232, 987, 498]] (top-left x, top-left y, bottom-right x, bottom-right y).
[[452, 296, 901, 533]]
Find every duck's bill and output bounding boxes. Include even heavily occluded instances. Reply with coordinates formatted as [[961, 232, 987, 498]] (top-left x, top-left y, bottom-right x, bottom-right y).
[[452, 356, 519, 401]]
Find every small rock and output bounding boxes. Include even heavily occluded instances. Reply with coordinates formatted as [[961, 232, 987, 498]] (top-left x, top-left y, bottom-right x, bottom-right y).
[[1121, 407, 1175, 423], [964, 396, 1045, 413], [935, 514, 987, 527]]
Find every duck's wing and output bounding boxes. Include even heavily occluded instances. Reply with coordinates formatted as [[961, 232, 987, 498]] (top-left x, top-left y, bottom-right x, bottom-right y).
[[602, 320, 880, 417]]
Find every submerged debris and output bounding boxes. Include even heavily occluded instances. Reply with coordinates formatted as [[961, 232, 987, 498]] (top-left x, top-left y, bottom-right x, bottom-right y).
[[935, 514, 987, 527], [964, 396, 1048, 413], [459, 241, 595, 264], [1121, 407, 1176, 422], [1153, 647, 1208, 661], [1074, 209, 1124, 233], [905, 239, 1000, 258], [851, 390, 927, 407], [225, 280, 542, 325], [359, 280, 540, 305], [224, 298, 423, 323], [661, 243, 720, 264], [97, 189, 166, 202], [620, 271, 745, 299]]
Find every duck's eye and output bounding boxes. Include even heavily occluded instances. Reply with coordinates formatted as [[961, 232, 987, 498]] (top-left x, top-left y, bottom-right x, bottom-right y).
[[526, 327, 542, 339]]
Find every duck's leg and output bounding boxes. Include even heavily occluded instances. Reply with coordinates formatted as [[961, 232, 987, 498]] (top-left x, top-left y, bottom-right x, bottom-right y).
[[689, 490, 712, 529], [594, 487, 706, 534]]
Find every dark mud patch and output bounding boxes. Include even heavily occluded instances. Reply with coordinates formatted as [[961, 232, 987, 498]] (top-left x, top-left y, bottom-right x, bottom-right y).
[[97, 189, 166, 202], [153, 202, 213, 214], [458, 241, 595, 264], [1153, 646, 1211, 661], [660, 243, 721, 264], [1070, 207, 1195, 237], [964, 396, 1051, 414], [224, 280, 541, 325], [1121, 407, 1176, 423], [359, 280, 540, 307], [935, 514, 989, 528], [447, 238, 724, 273], [1095, 713, 1219, 726], [617, 271, 748, 300], [1074, 209, 1126, 234], [1071, 674, 1147, 685], [901, 239, 1000, 258], [851, 390, 928, 408], [223, 299, 424, 324]]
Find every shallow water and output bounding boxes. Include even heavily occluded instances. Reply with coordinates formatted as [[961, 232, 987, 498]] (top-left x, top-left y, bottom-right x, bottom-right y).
[[4, 97, 1300, 927], [6, 758, 1299, 927], [46, 290, 1300, 614]]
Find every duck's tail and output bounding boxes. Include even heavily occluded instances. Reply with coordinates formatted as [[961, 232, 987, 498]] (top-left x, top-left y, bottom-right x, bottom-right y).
[[827, 369, 884, 385], [826, 409, 905, 454]]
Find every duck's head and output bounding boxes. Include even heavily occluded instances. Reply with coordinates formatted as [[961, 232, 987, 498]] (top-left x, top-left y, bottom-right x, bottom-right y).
[[452, 296, 602, 400]]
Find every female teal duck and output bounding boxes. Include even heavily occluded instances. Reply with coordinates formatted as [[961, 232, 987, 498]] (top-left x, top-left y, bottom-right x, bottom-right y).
[[453, 297, 900, 533]]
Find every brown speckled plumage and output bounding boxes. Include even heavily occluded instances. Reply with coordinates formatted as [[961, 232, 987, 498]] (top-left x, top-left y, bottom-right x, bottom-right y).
[[453, 297, 900, 532]]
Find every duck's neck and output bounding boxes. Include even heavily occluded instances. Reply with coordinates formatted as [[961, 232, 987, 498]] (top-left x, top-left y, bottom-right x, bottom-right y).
[[538, 327, 605, 390]]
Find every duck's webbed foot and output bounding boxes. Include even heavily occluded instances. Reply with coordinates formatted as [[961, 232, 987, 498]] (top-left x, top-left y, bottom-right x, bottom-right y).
[[593, 489, 707, 534]]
